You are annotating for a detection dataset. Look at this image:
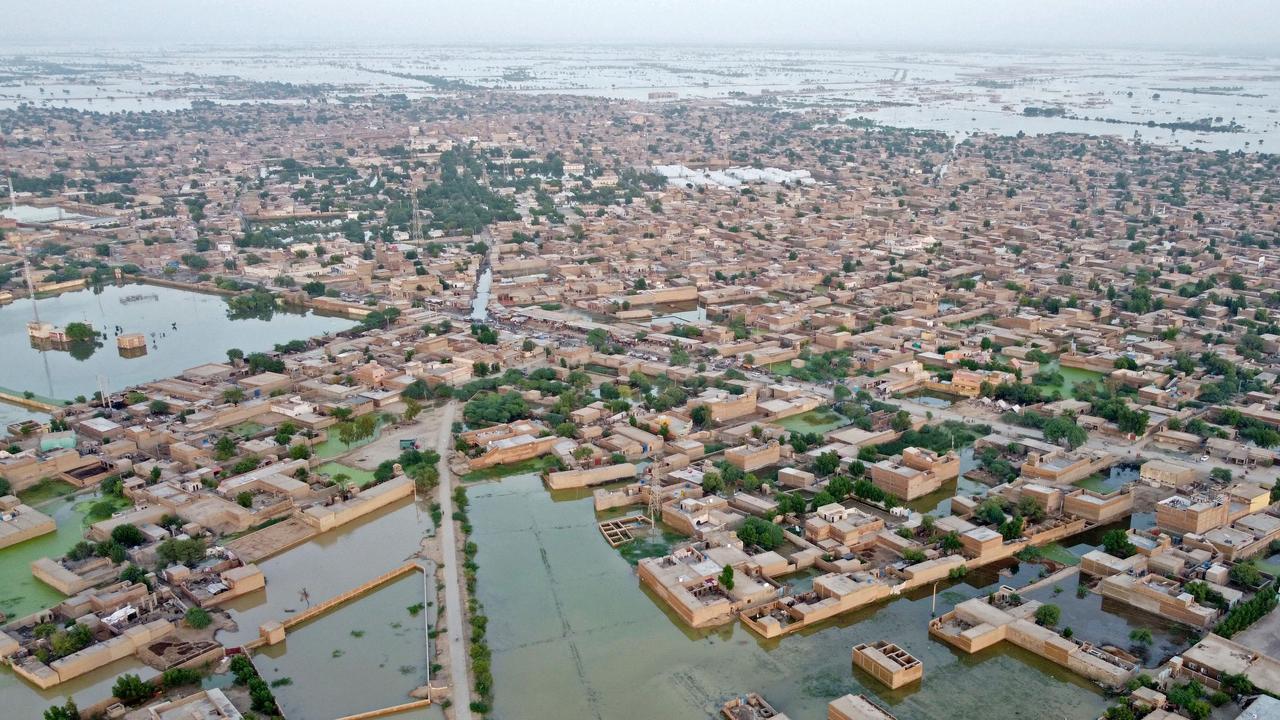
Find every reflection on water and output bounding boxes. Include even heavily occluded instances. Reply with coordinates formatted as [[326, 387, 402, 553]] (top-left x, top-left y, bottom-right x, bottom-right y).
[[0, 284, 355, 400], [468, 473, 1109, 720]]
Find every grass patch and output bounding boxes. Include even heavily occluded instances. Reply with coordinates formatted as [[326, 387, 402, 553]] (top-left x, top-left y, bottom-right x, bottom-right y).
[[79, 495, 132, 524], [17, 478, 77, 506], [462, 455, 560, 483], [775, 408, 850, 434], [1038, 543, 1081, 567]]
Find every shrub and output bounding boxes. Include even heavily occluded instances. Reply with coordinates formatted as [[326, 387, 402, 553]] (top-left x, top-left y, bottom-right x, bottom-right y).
[[1034, 603, 1061, 627], [185, 607, 212, 629], [161, 667, 201, 687]]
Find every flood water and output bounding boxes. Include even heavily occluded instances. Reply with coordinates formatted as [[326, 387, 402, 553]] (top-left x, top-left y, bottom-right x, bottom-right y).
[[471, 268, 492, 322], [0, 283, 355, 402], [0, 494, 94, 619], [467, 473, 1110, 720], [216, 496, 436, 647], [0, 490, 161, 718], [256, 572, 431, 720]]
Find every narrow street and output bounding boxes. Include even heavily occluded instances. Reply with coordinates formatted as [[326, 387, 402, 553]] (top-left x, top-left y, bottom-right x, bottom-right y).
[[433, 399, 474, 720]]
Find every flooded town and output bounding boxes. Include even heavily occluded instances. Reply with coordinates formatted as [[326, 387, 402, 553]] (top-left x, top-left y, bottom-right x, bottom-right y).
[[2, 4, 1280, 720]]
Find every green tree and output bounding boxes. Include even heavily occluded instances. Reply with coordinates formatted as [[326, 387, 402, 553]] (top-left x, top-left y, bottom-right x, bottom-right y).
[[690, 404, 711, 428], [42, 699, 78, 720], [222, 387, 246, 405], [236, 491, 253, 508], [112, 673, 153, 705], [185, 607, 212, 629], [1102, 529, 1136, 558], [214, 435, 237, 461], [814, 450, 841, 477], [110, 523, 146, 548], [402, 398, 423, 423], [1042, 415, 1088, 449], [718, 565, 735, 591], [119, 564, 149, 588]]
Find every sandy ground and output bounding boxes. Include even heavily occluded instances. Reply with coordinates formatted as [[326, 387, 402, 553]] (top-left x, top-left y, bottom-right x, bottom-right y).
[[343, 402, 450, 471]]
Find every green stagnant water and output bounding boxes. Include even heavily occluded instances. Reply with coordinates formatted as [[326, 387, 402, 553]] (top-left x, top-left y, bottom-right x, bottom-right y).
[[0, 494, 102, 619], [774, 409, 852, 435], [467, 473, 1112, 720]]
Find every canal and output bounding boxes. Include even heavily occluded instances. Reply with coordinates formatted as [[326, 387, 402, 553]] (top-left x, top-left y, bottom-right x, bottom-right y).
[[0, 283, 355, 401], [467, 473, 1112, 720]]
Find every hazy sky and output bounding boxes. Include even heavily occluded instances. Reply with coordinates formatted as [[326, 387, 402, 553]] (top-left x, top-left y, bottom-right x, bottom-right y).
[[4, 0, 1278, 51]]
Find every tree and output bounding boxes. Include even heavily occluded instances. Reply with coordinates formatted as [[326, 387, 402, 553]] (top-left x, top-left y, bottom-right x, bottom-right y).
[[701, 470, 724, 495], [226, 348, 244, 363], [1229, 561, 1263, 588], [737, 517, 784, 550], [690, 404, 711, 428], [222, 387, 246, 405], [1210, 467, 1233, 484], [112, 673, 153, 705], [1042, 416, 1088, 450], [111, 523, 146, 548], [119, 564, 149, 588], [403, 398, 423, 423], [814, 450, 841, 477], [236, 491, 253, 508], [891, 410, 912, 432], [940, 532, 963, 554], [214, 435, 237, 461], [718, 565, 735, 591], [338, 414, 377, 448], [998, 515, 1024, 540], [1034, 604, 1061, 627], [148, 399, 170, 416], [156, 537, 207, 567], [1102, 529, 1136, 558], [43, 699, 78, 720], [1129, 628, 1153, 646]]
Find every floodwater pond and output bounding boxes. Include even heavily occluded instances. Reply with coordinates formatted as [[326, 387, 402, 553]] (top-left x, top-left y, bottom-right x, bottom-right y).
[[1074, 464, 1140, 494], [467, 473, 1111, 720], [903, 448, 986, 517], [0, 654, 158, 720], [0, 283, 355, 402], [217, 495, 435, 648], [256, 572, 431, 720]]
